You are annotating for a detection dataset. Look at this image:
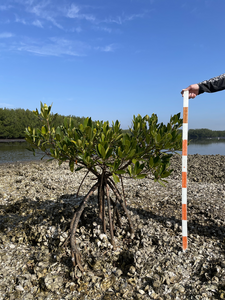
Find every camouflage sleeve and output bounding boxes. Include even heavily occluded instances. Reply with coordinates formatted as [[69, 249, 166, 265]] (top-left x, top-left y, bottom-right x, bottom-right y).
[[198, 73, 225, 95]]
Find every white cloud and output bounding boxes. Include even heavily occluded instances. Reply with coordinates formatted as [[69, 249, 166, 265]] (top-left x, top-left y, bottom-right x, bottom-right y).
[[70, 27, 82, 33], [27, 1, 63, 29], [95, 44, 117, 52], [28, 2, 48, 17], [47, 16, 63, 29], [32, 19, 43, 28], [15, 16, 27, 25], [0, 5, 12, 11], [104, 13, 145, 25], [94, 26, 112, 33], [66, 4, 80, 18], [0, 32, 14, 38], [65, 3, 95, 22], [14, 37, 89, 57]]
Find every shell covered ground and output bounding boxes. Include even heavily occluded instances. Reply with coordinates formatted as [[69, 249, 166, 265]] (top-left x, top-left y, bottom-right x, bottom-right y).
[[0, 154, 225, 300]]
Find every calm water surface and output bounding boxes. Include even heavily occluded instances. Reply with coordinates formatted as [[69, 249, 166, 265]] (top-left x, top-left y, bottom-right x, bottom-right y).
[[187, 139, 225, 155], [0, 139, 225, 164], [0, 141, 46, 164]]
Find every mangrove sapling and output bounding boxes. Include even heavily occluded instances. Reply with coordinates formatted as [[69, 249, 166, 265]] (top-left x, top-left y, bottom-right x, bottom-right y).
[[25, 102, 182, 271]]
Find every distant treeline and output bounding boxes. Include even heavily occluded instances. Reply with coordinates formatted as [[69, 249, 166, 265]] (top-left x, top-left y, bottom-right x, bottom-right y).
[[1, 108, 224, 140], [188, 128, 225, 139], [0, 108, 86, 139]]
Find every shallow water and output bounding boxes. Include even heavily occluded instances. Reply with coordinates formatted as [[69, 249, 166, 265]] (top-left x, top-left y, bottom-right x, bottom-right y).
[[0, 141, 46, 164], [0, 139, 225, 164], [187, 139, 225, 155]]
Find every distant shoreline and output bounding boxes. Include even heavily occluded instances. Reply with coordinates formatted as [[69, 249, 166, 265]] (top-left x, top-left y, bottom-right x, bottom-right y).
[[0, 139, 26, 143]]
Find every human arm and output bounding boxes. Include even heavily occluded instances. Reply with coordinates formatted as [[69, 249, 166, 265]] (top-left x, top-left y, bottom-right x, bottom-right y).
[[181, 73, 225, 99], [198, 73, 225, 94]]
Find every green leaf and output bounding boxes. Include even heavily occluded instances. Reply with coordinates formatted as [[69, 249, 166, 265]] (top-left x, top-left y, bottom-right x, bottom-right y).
[[160, 171, 171, 178], [115, 169, 126, 175], [83, 117, 88, 127], [127, 148, 136, 159], [69, 160, 74, 172], [136, 174, 147, 179], [75, 166, 84, 172], [98, 144, 106, 159], [64, 117, 68, 129], [113, 160, 121, 171], [117, 147, 123, 158], [158, 180, 166, 187], [149, 157, 154, 168], [97, 144, 102, 157], [47, 158, 55, 162], [54, 149, 58, 158], [101, 133, 105, 142], [105, 147, 113, 159], [113, 173, 120, 183], [127, 165, 132, 176]]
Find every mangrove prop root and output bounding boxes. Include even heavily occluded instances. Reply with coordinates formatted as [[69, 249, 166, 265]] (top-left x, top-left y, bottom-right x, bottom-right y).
[[70, 182, 99, 271], [106, 183, 115, 249], [99, 173, 106, 233], [102, 185, 106, 234], [110, 196, 122, 229], [62, 205, 84, 248], [98, 186, 102, 220], [108, 177, 122, 197], [62, 210, 77, 248], [107, 180, 134, 234], [76, 170, 89, 197], [98, 172, 104, 220], [120, 175, 127, 206]]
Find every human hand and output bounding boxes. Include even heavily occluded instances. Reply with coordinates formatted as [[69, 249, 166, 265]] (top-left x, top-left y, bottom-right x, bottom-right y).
[[181, 84, 199, 99]]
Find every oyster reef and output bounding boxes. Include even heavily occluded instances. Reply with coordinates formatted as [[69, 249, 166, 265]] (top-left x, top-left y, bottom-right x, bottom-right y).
[[1, 154, 225, 299]]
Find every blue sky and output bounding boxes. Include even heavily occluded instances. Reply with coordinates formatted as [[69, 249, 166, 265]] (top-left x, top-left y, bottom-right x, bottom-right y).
[[0, 0, 225, 130]]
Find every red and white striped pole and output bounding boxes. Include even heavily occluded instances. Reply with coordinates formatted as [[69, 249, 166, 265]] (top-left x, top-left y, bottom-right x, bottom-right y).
[[182, 90, 189, 251]]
